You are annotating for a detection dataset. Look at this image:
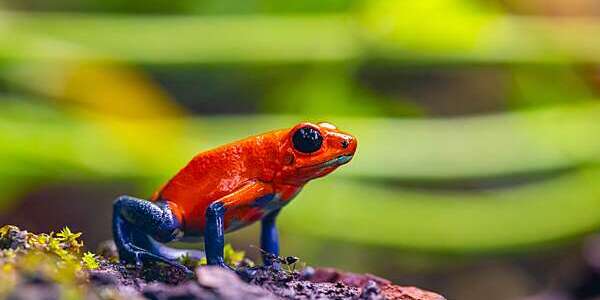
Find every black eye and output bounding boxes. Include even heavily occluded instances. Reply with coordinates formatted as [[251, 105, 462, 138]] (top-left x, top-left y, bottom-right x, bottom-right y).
[[292, 126, 323, 153]]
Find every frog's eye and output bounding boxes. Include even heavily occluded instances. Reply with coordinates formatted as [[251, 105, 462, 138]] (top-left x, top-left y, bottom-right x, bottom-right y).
[[292, 126, 323, 154]]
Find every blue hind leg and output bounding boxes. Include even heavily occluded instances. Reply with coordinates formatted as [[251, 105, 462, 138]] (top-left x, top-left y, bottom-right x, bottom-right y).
[[112, 195, 198, 275]]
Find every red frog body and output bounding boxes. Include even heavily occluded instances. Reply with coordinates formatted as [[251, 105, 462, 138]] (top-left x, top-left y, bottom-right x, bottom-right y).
[[113, 122, 356, 276]]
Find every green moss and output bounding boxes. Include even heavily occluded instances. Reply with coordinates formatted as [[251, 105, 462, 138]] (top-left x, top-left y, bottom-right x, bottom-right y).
[[178, 252, 203, 269], [0, 225, 97, 298], [0, 225, 258, 298], [82, 252, 100, 270], [177, 243, 250, 270], [223, 244, 246, 267]]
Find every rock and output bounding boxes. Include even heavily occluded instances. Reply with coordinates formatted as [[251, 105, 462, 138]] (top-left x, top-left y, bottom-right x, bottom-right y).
[[311, 267, 391, 287], [308, 267, 446, 300], [96, 240, 118, 262], [142, 282, 215, 300], [0, 225, 30, 250], [360, 281, 383, 300], [0, 227, 447, 300], [380, 285, 446, 300], [196, 266, 278, 300], [88, 268, 123, 286], [141, 267, 279, 300], [93, 285, 143, 300], [6, 283, 60, 300], [252, 265, 380, 299]]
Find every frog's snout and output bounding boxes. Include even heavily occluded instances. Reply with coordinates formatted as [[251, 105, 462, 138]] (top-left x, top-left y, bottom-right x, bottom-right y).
[[336, 133, 357, 156], [331, 135, 356, 167], [341, 139, 350, 149]]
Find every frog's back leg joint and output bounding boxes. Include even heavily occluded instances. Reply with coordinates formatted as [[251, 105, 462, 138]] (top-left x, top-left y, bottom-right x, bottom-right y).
[[112, 195, 200, 270]]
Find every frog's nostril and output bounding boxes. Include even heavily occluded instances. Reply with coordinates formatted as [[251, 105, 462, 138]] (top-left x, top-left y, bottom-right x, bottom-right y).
[[341, 140, 349, 149]]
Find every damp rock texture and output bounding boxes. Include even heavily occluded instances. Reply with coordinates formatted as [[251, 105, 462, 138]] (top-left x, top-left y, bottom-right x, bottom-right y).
[[0, 225, 445, 300]]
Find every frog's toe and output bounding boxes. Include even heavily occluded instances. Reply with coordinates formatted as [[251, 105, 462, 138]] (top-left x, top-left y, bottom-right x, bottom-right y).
[[120, 244, 194, 277], [142, 252, 195, 278], [118, 243, 145, 266]]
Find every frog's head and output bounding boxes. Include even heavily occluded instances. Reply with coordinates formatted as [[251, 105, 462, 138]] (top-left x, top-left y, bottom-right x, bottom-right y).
[[274, 122, 357, 185]]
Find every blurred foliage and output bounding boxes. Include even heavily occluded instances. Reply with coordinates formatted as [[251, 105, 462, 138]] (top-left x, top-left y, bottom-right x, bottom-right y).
[[508, 66, 595, 108], [3, 3, 600, 65], [1, 0, 600, 260], [2, 99, 600, 253], [261, 67, 422, 117], [5, 0, 357, 15]]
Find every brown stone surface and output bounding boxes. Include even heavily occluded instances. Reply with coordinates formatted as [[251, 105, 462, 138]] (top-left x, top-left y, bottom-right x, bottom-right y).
[[0, 226, 446, 300], [310, 267, 446, 300]]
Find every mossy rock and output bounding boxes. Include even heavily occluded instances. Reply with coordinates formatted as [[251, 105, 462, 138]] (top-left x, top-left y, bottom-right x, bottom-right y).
[[0, 225, 444, 300]]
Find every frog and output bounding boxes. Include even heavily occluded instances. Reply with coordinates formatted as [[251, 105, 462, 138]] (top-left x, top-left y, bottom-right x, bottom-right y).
[[112, 122, 357, 277]]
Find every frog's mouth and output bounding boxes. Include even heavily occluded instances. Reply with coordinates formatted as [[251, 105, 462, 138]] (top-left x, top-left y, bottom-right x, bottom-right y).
[[332, 155, 353, 165], [301, 155, 354, 171]]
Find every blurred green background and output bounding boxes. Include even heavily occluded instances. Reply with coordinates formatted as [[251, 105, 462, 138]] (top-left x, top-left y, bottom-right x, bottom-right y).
[[3, 0, 600, 299]]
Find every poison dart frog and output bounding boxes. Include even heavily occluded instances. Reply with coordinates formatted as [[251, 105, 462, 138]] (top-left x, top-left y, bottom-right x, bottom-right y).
[[112, 122, 357, 277]]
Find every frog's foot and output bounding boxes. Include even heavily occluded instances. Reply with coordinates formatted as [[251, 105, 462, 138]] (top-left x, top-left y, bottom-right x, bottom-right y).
[[268, 261, 282, 271], [120, 243, 195, 278], [143, 236, 206, 261], [261, 252, 283, 271]]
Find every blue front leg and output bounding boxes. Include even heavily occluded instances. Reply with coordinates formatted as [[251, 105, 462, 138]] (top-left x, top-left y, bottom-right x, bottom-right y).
[[204, 202, 258, 281], [261, 209, 281, 266], [205, 201, 228, 266]]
